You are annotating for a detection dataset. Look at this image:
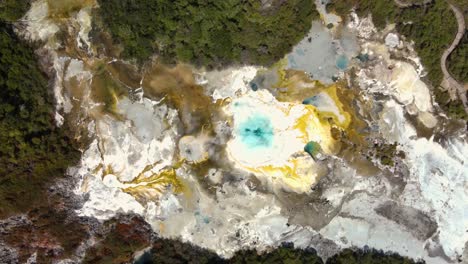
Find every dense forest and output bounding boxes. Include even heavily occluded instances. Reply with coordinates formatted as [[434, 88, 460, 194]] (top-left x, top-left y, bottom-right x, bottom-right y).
[[0, 0, 30, 22], [0, 14, 79, 219], [0, 2, 89, 262], [448, 32, 467, 83], [97, 0, 319, 68], [452, 0, 468, 24], [447, 0, 468, 85]]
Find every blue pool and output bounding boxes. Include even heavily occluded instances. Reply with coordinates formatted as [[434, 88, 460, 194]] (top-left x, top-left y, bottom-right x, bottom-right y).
[[238, 115, 274, 148], [304, 141, 321, 157], [336, 55, 349, 70], [302, 95, 318, 106]]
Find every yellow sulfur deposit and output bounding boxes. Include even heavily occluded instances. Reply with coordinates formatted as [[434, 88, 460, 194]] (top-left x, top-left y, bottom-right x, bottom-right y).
[[225, 88, 343, 193], [122, 166, 186, 203]]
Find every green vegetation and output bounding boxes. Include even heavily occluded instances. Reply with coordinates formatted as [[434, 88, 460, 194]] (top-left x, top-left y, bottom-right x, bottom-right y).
[[447, 32, 468, 83], [396, 0, 457, 86], [0, 5, 88, 262], [149, 243, 422, 263], [327, 0, 398, 30], [148, 238, 223, 264], [436, 26, 467, 121], [327, 248, 423, 264], [97, 0, 318, 68], [448, 0, 468, 85], [434, 86, 468, 119], [0, 0, 30, 22], [230, 243, 323, 264], [451, 0, 468, 24], [0, 9, 87, 262], [368, 143, 405, 167], [0, 21, 79, 218]]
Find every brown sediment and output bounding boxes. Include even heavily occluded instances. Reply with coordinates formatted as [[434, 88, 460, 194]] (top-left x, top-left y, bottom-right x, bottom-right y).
[[90, 66, 128, 117], [188, 158, 229, 197], [189, 159, 216, 181], [335, 83, 369, 146], [273, 69, 321, 102], [61, 75, 94, 143], [319, 78, 384, 175], [338, 128, 381, 176], [57, 30, 86, 60], [89, 28, 122, 58], [60, 56, 136, 119], [107, 60, 142, 89], [64, 75, 86, 101], [254, 66, 322, 103], [280, 195, 336, 230], [334, 90, 381, 176], [342, 149, 381, 176], [142, 63, 221, 134], [46, 0, 119, 61], [47, 0, 95, 19]]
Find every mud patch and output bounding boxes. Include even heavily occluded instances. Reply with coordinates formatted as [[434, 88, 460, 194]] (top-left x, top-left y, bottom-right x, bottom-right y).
[[143, 64, 221, 134], [375, 201, 437, 241]]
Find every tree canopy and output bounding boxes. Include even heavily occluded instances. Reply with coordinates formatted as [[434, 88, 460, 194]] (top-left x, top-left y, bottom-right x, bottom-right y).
[[0, 0, 30, 22], [0, 21, 79, 218], [97, 0, 319, 68]]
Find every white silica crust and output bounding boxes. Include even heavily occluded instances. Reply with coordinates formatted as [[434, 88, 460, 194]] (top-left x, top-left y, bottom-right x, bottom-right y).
[[73, 97, 181, 219], [20, 0, 60, 42], [404, 138, 468, 259], [390, 62, 433, 113], [96, 98, 178, 182], [178, 135, 209, 163], [226, 90, 306, 167], [305, 92, 346, 123], [203, 66, 259, 101], [357, 41, 438, 128], [385, 33, 400, 48]]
